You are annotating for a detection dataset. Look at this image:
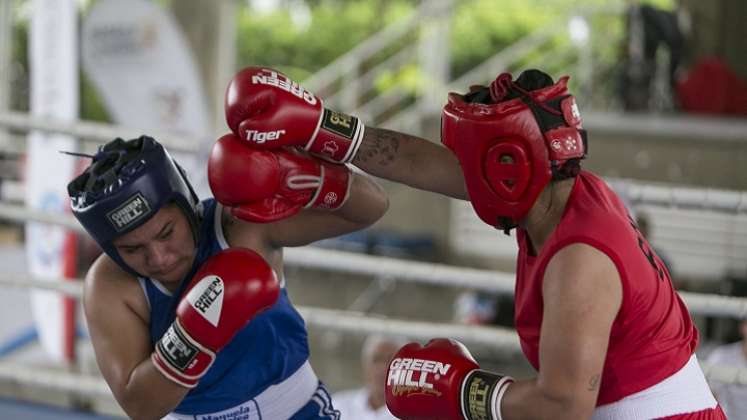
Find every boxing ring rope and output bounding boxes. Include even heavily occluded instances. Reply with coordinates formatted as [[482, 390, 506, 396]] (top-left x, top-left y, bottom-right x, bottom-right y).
[[0, 274, 746, 392], [0, 362, 112, 400], [0, 272, 523, 351], [3, 111, 747, 214], [2, 104, 747, 275], [1, 203, 747, 318], [0, 111, 199, 153], [0, 112, 747, 214], [610, 179, 747, 214]]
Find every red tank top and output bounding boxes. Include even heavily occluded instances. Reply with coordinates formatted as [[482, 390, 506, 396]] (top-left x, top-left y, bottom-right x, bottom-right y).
[[514, 171, 698, 405]]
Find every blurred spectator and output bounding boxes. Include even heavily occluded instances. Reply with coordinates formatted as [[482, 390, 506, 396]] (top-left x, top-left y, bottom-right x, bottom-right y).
[[332, 335, 407, 420], [618, 2, 687, 112], [454, 291, 498, 325], [454, 290, 514, 328], [676, 56, 747, 116], [705, 318, 747, 419]]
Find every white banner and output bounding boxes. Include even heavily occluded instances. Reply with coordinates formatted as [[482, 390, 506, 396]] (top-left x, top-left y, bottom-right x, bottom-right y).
[[81, 0, 211, 196], [27, 0, 79, 363]]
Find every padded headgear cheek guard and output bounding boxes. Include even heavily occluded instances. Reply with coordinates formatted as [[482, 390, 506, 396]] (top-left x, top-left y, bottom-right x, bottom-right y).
[[441, 73, 587, 231]]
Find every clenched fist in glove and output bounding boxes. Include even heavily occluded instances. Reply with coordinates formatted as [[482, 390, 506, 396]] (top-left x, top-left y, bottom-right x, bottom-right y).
[[208, 133, 352, 223], [151, 248, 279, 388], [385, 338, 514, 420], [225, 66, 365, 163]]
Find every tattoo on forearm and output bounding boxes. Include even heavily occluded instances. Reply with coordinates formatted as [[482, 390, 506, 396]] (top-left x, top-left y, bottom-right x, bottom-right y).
[[588, 374, 601, 391], [353, 128, 401, 167]]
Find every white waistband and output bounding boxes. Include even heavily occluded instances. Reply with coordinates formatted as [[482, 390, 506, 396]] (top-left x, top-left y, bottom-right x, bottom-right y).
[[165, 360, 318, 420], [592, 354, 717, 420]]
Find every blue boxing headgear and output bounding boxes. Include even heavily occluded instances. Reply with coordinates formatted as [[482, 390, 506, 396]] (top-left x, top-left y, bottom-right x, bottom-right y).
[[67, 136, 200, 276]]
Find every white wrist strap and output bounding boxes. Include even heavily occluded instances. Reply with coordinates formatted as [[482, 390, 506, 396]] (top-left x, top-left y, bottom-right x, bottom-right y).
[[491, 376, 514, 420], [461, 370, 514, 420]]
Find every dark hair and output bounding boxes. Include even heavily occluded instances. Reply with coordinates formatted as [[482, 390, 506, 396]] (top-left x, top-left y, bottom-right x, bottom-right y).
[[464, 69, 555, 104]]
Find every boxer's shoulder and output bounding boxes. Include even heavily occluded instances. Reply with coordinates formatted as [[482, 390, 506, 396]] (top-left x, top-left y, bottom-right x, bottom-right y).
[[84, 253, 149, 324]]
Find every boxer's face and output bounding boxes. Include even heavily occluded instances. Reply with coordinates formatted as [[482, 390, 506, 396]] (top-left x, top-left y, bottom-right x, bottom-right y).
[[113, 204, 196, 284]]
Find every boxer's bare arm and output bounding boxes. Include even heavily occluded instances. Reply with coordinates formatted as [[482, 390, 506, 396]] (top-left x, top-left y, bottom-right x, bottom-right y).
[[269, 171, 388, 247], [501, 244, 622, 420], [224, 171, 388, 249], [84, 256, 188, 419], [353, 126, 469, 200]]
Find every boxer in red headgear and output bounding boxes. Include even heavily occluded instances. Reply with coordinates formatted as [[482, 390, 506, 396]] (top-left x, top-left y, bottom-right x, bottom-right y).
[[441, 71, 587, 233], [228, 66, 725, 419]]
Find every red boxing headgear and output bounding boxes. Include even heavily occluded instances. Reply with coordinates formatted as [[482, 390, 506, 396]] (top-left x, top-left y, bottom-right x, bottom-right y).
[[441, 72, 587, 231]]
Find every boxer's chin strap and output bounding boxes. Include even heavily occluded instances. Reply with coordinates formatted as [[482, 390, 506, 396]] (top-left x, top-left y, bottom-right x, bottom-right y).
[[461, 369, 515, 420]]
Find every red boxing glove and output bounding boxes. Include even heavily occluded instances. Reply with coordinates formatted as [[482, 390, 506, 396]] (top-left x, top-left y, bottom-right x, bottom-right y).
[[151, 248, 279, 388], [208, 133, 352, 223], [225, 66, 365, 163], [385, 338, 514, 420]]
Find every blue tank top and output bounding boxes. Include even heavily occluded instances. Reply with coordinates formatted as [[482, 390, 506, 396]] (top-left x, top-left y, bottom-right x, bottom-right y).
[[139, 199, 310, 414]]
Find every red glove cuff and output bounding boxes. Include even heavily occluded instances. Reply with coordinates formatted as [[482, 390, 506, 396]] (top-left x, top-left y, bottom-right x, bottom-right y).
[[307, 108, 365, 163], [151, 320, 216, 389], [305, 161, 352, 211], [230, 199, 304, 224]]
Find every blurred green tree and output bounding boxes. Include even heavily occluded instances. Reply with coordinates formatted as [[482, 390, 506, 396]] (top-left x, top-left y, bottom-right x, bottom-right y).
[[8, 0, 676, 120]]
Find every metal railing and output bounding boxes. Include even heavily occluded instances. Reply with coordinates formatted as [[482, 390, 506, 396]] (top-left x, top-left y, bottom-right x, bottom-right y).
[[301, 1, 627, 135]]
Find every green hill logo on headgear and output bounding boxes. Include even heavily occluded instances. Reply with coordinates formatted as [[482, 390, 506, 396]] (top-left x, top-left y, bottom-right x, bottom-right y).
[[106, 192, 152, 231]]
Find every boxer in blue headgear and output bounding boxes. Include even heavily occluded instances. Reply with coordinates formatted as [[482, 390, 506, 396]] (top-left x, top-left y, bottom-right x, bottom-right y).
[[67, 135, 389, 419], [68, 135, 199, 277]]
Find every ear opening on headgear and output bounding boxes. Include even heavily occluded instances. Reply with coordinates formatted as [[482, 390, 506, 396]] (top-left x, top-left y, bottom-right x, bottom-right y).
[[484, 142, 531, 202]]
